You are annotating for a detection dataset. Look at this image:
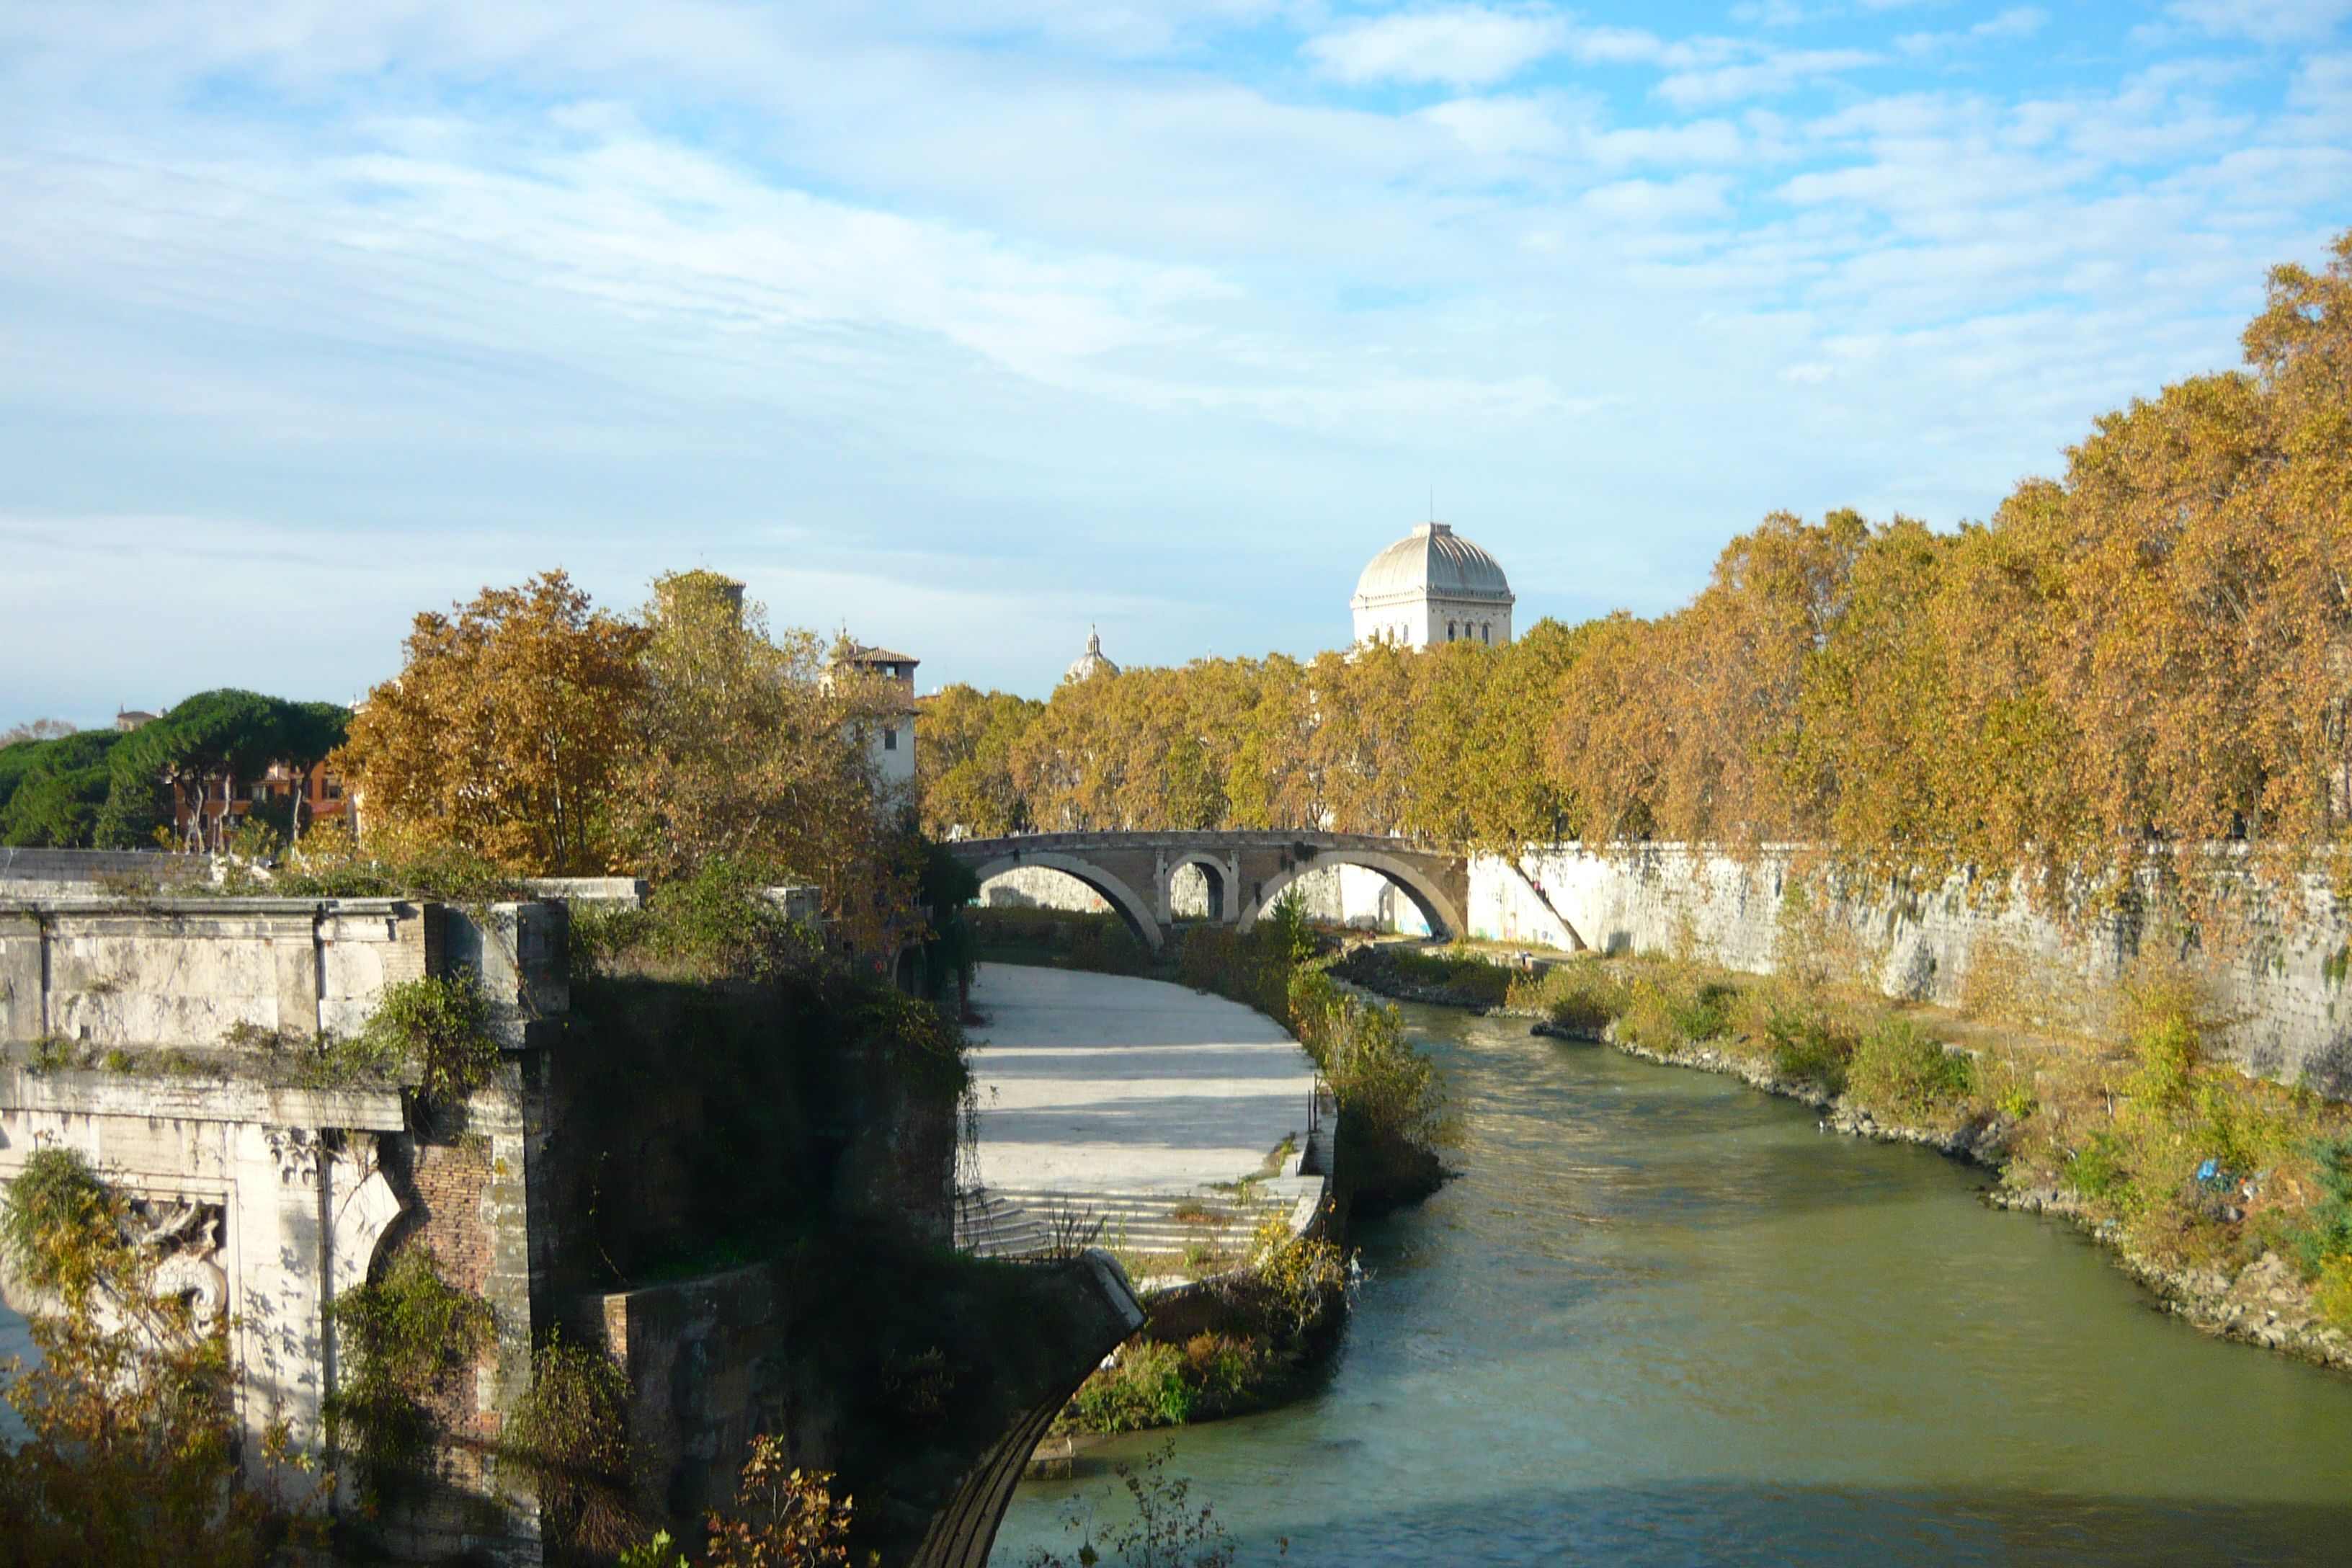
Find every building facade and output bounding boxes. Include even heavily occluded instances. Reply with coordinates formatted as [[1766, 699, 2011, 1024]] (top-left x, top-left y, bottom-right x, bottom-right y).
[[1350, 521, 1515, 649], [829, 641, 920, 800]]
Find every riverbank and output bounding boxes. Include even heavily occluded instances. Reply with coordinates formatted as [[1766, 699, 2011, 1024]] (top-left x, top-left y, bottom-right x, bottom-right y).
[[1333, 941, 2352, 1378], [997, 997, 2352, 1567]]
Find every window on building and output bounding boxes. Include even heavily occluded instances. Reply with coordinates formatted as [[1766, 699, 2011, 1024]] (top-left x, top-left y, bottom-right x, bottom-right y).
[[1481, 623, 1490, 643], [1447, 621, 1456, 641], [883, 724, 898, 751]]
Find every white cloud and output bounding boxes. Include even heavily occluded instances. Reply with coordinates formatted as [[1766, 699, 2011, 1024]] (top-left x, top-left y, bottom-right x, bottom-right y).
[[1899, 7, 2047, 55], [2168, 0, 2352, 45], [1419, 93, 1577, 156], [1304, 5, 1566, 86], [1658, 48, 1881, 109], [1, 0, 2350, 713]]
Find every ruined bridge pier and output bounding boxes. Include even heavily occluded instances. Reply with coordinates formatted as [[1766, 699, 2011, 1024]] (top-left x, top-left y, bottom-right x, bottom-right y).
[[946, 830, 1471, 948]]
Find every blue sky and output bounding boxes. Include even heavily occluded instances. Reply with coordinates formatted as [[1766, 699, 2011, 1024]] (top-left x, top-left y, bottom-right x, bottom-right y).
[[3, 1, 2348, 722]]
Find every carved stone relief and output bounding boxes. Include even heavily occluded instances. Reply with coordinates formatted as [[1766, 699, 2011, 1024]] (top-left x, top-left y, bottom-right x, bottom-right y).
[[128, 1195, 228, 1324]]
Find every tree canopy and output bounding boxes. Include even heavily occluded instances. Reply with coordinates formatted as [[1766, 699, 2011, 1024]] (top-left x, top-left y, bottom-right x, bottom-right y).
[[917, 230, 2352, 899]]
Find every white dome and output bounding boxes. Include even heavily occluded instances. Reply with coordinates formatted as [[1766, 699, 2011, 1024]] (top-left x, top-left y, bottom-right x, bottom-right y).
[[1064, 626, 1120, 683], [1353, 522, 1513, 608]]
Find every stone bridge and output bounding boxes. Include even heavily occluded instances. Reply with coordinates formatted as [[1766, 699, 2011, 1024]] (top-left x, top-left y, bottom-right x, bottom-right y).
[[945, 830, 1470, 948]]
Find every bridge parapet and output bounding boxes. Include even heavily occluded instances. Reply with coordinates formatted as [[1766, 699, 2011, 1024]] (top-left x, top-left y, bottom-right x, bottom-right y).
[[947, 831, 1469, 947]]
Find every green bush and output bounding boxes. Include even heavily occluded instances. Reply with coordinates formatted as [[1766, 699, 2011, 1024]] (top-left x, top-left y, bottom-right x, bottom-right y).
[[2286, 1138, 2352, 1281], [498, 1335, 640, 1554], [0, 1148, 120, 1299], [574, 855, 819, 984], [357, 971, 501, 1102], [1846, 1017, 1976, 1119], [1669, 981, 1739, 1043], [1764, 1008, 1856, 1092], [2067, 1133, 2132, 1202], [1072, 1340, 1194, 1433], [1507, 959, 1629, 1037]]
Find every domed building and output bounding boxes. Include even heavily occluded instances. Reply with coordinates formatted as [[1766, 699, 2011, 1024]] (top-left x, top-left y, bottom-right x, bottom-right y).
[[1064, 625, 1120, 682], [1350, 521, 1514, 649]]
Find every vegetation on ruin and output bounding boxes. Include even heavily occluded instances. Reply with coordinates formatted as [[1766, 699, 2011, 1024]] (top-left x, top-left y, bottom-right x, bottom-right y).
[[0, 1150, 290, 1567], [1064, 1216, 1350, 1436], [357, 971, 503, 1102], [324, 1245, 495, 1510], [499, 1334, 643, 1561], [918, 233, 2352, 921]]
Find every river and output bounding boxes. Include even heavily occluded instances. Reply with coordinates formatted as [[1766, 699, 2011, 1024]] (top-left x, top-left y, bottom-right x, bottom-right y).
[[991, 999, 2352, 1567]]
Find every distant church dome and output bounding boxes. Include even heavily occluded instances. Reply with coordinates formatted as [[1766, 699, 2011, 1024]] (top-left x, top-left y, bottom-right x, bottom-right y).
[[1351, 522, 1515, 649], [1064, 625, 1121, 682]]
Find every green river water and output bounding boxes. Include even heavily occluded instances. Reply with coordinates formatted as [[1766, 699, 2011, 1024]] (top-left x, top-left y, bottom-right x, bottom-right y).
[[990, 1000, 2352, 1567]]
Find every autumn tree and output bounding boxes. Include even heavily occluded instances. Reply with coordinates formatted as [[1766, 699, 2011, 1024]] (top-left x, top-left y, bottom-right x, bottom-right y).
[[335, 571, 649, 875], [917, 684, 1043, 837], [618, 571, 883, 884]]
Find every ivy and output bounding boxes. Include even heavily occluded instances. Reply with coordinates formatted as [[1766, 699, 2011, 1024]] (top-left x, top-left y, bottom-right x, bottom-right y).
[[326, 1247, 493, 1505]]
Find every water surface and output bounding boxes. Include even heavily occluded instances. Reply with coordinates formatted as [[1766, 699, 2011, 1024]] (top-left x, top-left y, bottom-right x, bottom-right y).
[[993, 1002, 2352, 1567]]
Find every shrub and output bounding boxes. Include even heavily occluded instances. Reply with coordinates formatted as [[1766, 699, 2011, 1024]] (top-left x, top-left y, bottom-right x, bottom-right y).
[[1287, 972, 1446, 1176], [2067, 1134, 2132, 1203], [576, 857, 820, 984], [357, 971, 500, 1102], [2287, 1139, 2352, 1284], [1239, 1219, 1350, 1341], [1020, 1441, 1235, 1568], [701, 1435, 855, 1568], [1669, 981, 1739, 1043], [499, 1335, 641, 1554], [1506, 959, 1628, 1037], [1846, 1017, 1976, 1120], [0, 1148, 118, 1299], [1071, 1340, 1193, 1433], [1763, 1007, 1856, 1092]]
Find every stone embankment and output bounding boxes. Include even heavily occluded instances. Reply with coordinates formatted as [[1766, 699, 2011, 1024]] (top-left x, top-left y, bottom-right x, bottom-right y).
[[1528, 1015, 2352, 1376]]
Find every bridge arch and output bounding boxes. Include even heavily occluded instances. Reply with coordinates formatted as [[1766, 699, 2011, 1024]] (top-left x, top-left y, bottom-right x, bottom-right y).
[[1244, 849, 1465, 943], [1163, 852, 1229, 923], [971, 852, 1164, 951]]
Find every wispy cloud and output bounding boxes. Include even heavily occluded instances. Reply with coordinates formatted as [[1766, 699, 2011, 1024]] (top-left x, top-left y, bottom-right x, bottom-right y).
[[2168, 0, 2352, 45], [0, 1, 2347, 718], [1305, 6, 1567, 86]]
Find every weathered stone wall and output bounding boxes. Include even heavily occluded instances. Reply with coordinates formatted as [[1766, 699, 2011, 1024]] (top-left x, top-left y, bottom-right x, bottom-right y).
[[1466, 845, 2352, 1094], [0, 894, 564, 1564], [979, 864, 1108, 912]]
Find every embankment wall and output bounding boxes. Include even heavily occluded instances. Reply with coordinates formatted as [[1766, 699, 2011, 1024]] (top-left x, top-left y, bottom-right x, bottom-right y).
[[1466, 845, 2352, 1094]]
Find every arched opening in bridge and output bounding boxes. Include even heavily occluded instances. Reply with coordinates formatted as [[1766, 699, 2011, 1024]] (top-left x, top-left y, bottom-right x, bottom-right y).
[[1281, 863, 1430, 936], [1168, 860, 1225, 922], [970, 853, 1164, 952], [977, 865, 1111, 917], [1248, 852, 1458, 943]]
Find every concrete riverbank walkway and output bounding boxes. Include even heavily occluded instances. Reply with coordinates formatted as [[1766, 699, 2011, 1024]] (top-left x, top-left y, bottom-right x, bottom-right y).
[[955, 963, 1325, 1268]]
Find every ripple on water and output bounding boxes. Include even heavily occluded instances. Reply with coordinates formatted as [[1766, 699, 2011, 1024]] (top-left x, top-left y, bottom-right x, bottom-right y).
[[993, 1000, 2352, 1567]]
